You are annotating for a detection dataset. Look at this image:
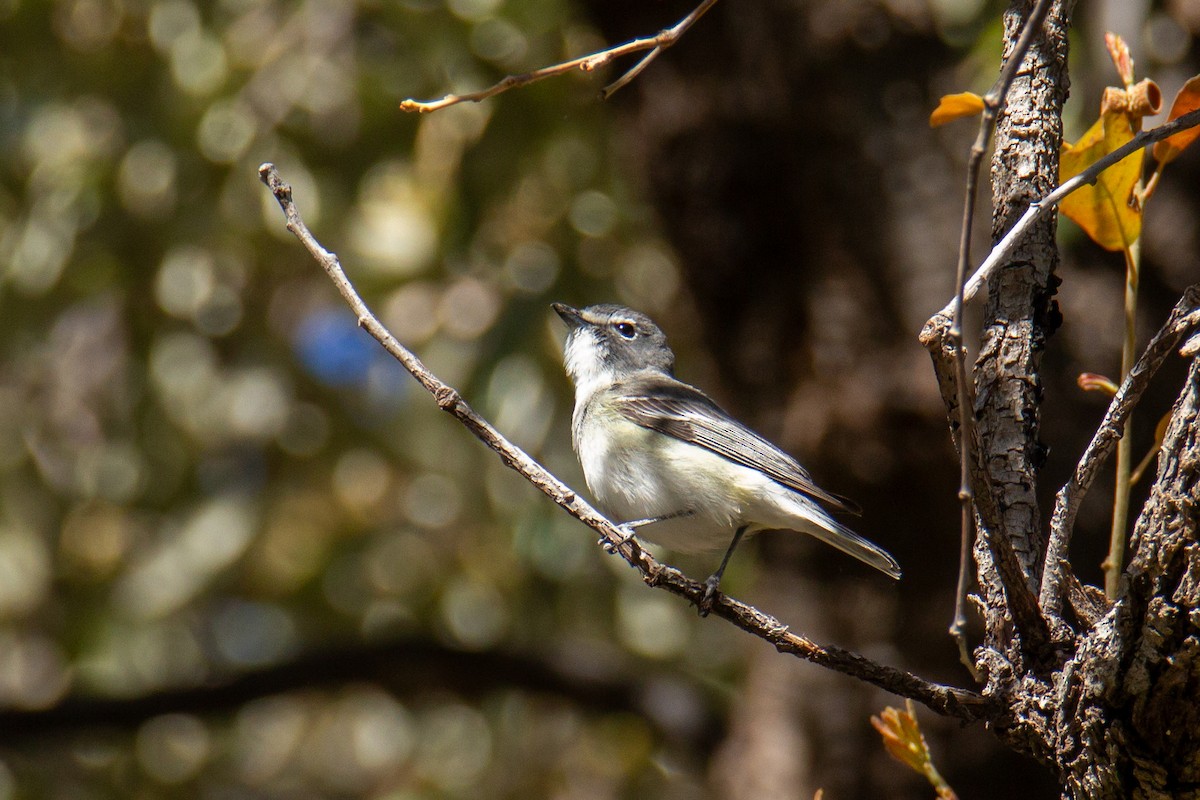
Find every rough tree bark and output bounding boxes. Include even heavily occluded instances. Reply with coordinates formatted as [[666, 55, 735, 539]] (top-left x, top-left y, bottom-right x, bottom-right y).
[[554, 1, 1200, 795], [1057, 352, 1200, 797], [972, 0, 1070, 734], [963, 2, 1200, 797]]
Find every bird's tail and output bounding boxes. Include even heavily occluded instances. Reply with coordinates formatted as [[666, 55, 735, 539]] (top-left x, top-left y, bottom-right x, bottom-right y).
[[807, 517, 902, 579]]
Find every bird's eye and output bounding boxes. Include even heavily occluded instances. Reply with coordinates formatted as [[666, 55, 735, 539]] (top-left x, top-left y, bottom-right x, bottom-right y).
[[614, 321, 636, 339]]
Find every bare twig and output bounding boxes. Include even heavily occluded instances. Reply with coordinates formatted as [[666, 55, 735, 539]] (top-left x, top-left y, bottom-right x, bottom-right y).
[[258, 162, 988, 722], [400, 0, 718, 113], [943, 0, 1056, 674], [599, 0, 717, 99], [1039, 286, 1200, 620]]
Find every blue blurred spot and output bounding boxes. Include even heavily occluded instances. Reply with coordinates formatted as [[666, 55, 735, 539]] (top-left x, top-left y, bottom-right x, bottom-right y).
[[294, 308, 376, 386]]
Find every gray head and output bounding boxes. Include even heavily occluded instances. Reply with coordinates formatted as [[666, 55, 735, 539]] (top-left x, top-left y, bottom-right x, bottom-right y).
[[552, 303, 675, 389]]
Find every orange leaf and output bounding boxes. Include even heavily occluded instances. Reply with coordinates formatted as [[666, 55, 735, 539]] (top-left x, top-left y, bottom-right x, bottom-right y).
[[871, 706, 928, 773], [930, 92, 985, 127], [1060, 113, 1144, 251], [1105, 32, 1135, 87], [1152, 75, 1200, 165]]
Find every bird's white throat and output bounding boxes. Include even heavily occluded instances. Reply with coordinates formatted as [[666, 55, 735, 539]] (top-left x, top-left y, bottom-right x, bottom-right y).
[[563, 328, 616, 406]]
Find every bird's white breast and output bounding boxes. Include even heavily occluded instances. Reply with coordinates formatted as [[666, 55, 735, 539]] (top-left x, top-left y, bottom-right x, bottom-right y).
[[572, 387, 770, 552]]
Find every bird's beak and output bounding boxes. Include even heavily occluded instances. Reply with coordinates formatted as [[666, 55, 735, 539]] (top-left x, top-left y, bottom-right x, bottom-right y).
[[551, 302, 585, 330]]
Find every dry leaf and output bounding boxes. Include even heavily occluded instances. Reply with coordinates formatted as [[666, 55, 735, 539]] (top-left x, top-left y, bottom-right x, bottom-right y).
[[930, 92, 985, 127], [1060, 112, 1144, 251], [1101, 80, 1162, 122], [1152, 75, 1200, 165], [871, 705, 928, 773]]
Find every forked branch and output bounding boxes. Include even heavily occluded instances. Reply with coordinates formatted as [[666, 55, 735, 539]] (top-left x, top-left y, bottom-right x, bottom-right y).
[[925, 101, 1200, 658], [934, 104, 1200, 323], [401, 0, 717, 113], [1040, 286, 1200, 620]]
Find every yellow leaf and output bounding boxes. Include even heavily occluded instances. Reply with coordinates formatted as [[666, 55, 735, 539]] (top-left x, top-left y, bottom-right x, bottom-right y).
[[1059, 113, 1144, 251], [1152, 75, 1200, 165], [929, 92, 985, 127]]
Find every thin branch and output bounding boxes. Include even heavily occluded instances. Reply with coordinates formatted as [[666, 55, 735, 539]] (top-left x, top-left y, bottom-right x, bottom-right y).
[[400, 0, 718, 113], [600, 0, 717, 99], [258, 162, 988, 722], [1039, 286, 1200, 620], [942, 0, 1056, 671], [933, 104, 1200, 323]]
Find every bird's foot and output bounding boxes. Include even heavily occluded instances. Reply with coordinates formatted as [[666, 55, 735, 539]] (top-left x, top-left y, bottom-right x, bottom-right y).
[[697, 574, 722, 617], [600, 524, 637, 554]]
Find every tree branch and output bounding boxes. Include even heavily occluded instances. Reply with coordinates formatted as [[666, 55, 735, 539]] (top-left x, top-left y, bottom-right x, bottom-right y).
[[400, 0, 717, 113], [943, 0, 1057, 674], [258, 162, 988, 722], [923, 60, 1200, 666], [919, 325, 1052, 658], [1039, 286, 1200, 621]]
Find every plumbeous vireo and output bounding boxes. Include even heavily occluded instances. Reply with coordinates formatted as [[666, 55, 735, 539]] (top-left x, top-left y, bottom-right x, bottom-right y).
[[553, 302, 900, 613]]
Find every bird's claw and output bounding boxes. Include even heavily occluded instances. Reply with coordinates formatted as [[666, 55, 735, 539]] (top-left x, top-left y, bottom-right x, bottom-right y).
[[600, 524, 637, 554], [697, 575, 722, 617]]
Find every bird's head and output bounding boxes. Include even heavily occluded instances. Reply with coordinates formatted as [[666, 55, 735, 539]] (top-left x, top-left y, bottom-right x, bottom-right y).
[[552, 303, 675, 390]]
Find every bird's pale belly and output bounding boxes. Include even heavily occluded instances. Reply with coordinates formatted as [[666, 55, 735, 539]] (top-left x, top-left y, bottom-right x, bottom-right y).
[[576, 419, 758, 553]]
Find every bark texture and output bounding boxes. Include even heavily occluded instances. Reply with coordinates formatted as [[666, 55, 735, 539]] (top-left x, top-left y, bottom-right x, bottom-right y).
[[1055, 357, 1200, 798], [974, 0, 1070, 676], [581, 1, 1200, 796], [943, 1, 1200, 796]]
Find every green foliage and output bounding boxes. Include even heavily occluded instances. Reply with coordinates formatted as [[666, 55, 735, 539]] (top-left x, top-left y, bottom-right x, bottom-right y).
[[0, 1, 702, 796]]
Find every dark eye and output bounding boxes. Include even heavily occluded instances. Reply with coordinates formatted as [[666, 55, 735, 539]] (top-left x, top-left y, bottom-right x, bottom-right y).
[[614, 321, 636, 339]]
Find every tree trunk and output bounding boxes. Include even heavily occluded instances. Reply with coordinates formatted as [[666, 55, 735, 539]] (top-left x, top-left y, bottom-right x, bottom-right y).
[[977, 3, 1200, 795]]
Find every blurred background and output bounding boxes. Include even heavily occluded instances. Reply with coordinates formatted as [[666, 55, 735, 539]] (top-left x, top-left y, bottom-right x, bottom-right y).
[[1, 0, 1198, 797]]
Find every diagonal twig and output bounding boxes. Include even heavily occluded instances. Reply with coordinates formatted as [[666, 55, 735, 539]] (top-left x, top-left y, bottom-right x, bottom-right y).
[[257, 162, 988, 722], [933, 104, 1200, 323], [401, 0, 718, 113], [597, 0, 717, 100], [1039, 286, 1200, 620]]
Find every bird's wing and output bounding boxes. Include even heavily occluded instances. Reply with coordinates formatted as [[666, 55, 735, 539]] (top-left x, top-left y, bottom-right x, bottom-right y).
[[614, 376, 860, 514]]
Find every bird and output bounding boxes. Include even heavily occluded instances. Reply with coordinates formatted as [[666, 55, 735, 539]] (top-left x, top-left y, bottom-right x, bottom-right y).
[[552, 302, 900, 614]]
